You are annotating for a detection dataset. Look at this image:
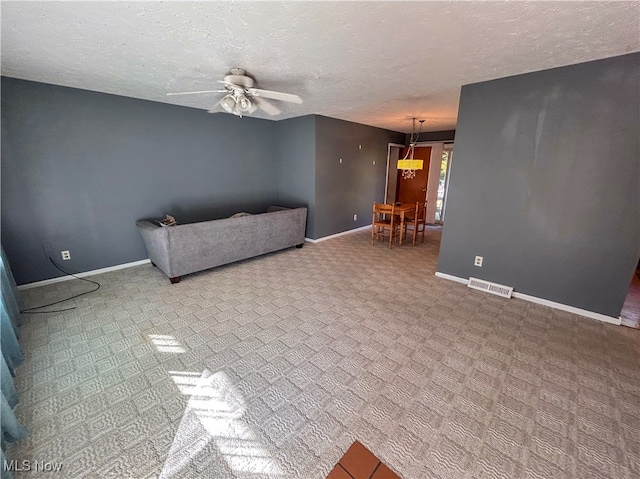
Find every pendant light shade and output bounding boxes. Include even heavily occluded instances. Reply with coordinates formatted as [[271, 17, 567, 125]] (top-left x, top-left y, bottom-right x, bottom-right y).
[[220, 95, 236, 114], [398, 118, 425, 179]]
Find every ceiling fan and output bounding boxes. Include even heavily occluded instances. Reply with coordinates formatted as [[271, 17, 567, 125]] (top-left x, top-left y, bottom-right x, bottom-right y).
[[167, 68, 302, 117]]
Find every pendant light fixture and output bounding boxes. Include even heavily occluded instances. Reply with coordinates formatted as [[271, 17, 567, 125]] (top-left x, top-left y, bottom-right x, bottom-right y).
[[397, 118, 425, 179]]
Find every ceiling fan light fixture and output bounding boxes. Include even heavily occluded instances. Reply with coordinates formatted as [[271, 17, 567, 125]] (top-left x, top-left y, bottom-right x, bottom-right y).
[[220, 95, 236, 114], [236, 94, 253, 112]]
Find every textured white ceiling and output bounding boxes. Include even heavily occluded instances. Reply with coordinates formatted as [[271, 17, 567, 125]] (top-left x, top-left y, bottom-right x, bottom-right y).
[[2, 1, 638, 133]]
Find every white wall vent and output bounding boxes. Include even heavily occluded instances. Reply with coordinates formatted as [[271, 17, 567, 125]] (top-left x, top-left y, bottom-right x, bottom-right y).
[[468, 277, 513, 299]]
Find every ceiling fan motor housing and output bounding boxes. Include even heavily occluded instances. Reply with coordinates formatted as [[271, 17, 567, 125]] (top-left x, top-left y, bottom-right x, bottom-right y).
[[224, 73, 254, 89]]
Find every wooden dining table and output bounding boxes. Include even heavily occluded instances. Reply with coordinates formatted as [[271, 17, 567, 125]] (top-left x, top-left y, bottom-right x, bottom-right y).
[[392, 203, 418, 246]]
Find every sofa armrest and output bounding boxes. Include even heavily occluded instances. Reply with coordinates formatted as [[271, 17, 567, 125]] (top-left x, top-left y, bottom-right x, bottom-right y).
[[136, 220, 172, 276]]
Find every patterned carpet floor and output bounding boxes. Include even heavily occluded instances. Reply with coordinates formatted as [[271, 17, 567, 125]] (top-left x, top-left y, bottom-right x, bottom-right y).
[[9, 227, 640, 479]]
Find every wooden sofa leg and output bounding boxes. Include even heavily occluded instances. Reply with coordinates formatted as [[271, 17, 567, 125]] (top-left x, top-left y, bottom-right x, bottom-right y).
[[296, 244, 304, 249], [170, 276, 181, 284]]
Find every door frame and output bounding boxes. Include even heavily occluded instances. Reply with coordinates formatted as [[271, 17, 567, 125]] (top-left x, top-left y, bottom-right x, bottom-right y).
[[413, 141, 448, 224], [439, 143, 454, 223], [384, 142, 405, 204]]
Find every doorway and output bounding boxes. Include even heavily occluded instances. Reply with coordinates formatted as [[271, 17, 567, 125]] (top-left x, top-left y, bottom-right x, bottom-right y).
[[383, 142, 444, 249], [385, 142, 450, 224], [395, 146, 431, 204]]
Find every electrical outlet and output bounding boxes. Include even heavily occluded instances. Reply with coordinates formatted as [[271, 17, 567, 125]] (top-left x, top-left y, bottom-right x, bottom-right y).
[[339, 158, 343, 164], [353, 214, 358, 221], [474, 256, 483, 267], [373, 160, 376, 165], [359, 144, 362, 150], [61, 250, 71, 260]]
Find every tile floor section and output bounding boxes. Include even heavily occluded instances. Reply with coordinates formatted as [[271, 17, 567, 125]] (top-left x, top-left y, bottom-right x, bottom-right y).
[[327, 441, 401, 479]]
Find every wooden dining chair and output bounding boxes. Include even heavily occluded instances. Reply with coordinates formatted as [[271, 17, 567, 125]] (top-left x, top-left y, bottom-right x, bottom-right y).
[[403, 201, 427, 245], [371, 203, 399, 249]]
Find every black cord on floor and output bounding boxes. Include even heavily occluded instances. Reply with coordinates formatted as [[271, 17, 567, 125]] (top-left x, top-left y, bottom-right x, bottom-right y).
[[20, 258, 100, 314]]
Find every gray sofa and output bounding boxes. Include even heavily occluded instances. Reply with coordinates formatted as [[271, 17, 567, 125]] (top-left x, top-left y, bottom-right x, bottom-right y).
[[136, 206, 307, 283]]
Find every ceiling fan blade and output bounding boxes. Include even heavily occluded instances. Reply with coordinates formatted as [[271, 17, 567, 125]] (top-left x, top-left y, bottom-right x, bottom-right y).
[[249, 88, 302, 104], [253, 97, 281, 116], [166, 90, 227, 96], [248, 102, 259, 114]]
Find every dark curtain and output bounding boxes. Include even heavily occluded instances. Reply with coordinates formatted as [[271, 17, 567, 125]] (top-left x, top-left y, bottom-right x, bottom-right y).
[[1, 246, 28, 479]]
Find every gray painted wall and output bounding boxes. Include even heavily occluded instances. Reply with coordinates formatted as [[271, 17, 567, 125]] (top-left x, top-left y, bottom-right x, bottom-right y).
[[275, 115, 317, 237], [314, 115, 405, 239], [437, 53, 640, 318], [1, 79, 406, 283], [1, 77, 279, 284]]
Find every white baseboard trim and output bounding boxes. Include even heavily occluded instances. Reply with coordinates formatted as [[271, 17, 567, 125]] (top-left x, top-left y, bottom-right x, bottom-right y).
[[434, 271, 622, 326], [17, 259, 151, 290], [511, 291, 621, 325], [434, 272, 469, 285], [305, 225, 371, 244]]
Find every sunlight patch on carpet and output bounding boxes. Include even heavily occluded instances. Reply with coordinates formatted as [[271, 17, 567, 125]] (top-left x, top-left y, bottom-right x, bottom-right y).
[[148, 334, 186, 354], [160, 369, 283, 478]]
